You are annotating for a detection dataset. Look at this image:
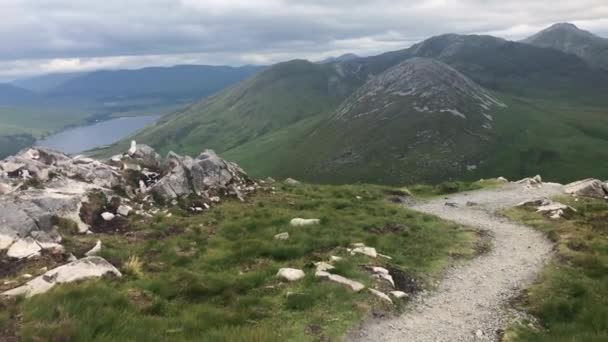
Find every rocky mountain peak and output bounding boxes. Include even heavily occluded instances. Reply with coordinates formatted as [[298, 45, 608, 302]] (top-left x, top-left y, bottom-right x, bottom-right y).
[[334, 57, 505, 125]]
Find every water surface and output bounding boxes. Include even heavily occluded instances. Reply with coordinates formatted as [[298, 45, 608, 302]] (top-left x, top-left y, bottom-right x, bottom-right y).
[[36, 115, 160, 154]]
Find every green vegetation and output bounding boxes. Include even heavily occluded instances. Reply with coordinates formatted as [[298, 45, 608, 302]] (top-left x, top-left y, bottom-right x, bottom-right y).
[[408, 179, 502, 198], [502, 197, 608, 341], [1, 183, 479, 341]]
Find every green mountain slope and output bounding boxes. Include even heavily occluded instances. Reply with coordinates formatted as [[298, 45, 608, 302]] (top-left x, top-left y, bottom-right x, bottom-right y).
[[106, 31, 608, 185], [121, 60, 362, 156], [522, 23, 608, 70]]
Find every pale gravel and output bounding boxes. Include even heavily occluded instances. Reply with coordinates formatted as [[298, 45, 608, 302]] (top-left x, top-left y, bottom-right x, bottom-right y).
[[349, 182, 564, 342]]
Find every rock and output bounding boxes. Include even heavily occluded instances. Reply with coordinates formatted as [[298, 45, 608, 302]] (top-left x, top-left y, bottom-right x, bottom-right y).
[[129, 144, 162, 169], [276, 268, 306, 282], [370, 266, 389, 275], [274, 232, 290, 241], [516, 175, 543, 188], [2, 256, 122, 297], [316, 271, 365, 292], [290, 218, 320, 227], [564, 179, 607, 198], [536, 202, 574, 214], [369, 288, 393, 303], [351, 246, 377, 258], [533, 175, 542, 184], [85, 240, 102, 256], [0, 182, 13, 195], [314, 262, 335, 272], [128, 140, 137, 156], [284, 178, 301, 185], [101, 212, 115, 221], [475, 330, 484, 338], [6, 237, 42, 259], [117, 205, 132, 217], [517, 198, 552, 208], [378, 273, 395, 287], [390, 291, 408, 299], [497, 177, 508, 183], [0, 234, 14, 250], [330, 256, 343, 262]]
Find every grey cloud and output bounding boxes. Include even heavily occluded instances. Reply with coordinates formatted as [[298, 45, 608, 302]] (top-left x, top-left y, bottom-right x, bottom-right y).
[[0, 0, 607, 79]]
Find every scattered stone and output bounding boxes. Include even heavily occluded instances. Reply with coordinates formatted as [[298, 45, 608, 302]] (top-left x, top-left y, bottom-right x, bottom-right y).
[[475, 329, 484, 338], [369, 288, 393, 303], [2, 256, 122, 297], [330, 256, 343, 262], [101, 212, 115, 221], [564, 179, 608, 199], [0, 234, 14, 250], [117, 205, 132, 217], [315, 270, 365, 292], [85, 240, 102, 256], [351, 246, 377, 258], [390, 291, 408, 299], [496, 177, 508, 183], [276, 268, 305, 282], [370, 266, 389, 275], [274, 232, 290, 241], [128, 140, 137, 156], [6, 237, 41, 259], [290, 218, 320, 226], [314, 262, 335, 272], [284, 178, 301, 185]]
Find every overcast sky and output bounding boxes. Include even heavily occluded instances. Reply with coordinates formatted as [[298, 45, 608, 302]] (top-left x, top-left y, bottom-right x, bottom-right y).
[[1, 0, 607, 81]]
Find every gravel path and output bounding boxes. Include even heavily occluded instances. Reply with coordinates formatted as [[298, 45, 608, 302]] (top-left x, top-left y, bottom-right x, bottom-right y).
[[349, 182, 564, 342]]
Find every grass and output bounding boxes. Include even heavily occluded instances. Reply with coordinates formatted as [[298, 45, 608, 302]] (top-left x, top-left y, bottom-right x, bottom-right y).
[[502, 196, 608, 341], [1, 183, 479, 341]]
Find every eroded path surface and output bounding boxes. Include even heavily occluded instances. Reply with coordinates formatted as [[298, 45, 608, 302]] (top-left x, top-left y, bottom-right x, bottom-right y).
[[350, 183, 563, 342]]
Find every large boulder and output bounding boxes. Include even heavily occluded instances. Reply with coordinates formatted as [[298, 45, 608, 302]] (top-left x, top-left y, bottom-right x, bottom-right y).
[[150, 150, 252, 202], [127, 143, 162, 170], [564, 179, 607, 198], [2, 256, 122, 297]]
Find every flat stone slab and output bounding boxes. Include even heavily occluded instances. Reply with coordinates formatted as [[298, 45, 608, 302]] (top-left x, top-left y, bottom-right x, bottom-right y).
[[2, 256, 122, 297]]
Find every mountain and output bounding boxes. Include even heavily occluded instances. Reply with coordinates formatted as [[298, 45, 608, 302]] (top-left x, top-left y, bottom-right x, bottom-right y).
[[0, 84, 40, 105], [114, 60, 362, 156], [12, 72, 88, 92], [101, 30, 608, 184], [48, 65, 264, 102], [522, 23, 608, 70], [320, 53, 360, 64]]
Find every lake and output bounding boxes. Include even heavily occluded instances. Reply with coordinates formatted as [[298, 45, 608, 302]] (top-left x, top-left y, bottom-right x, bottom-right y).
[[36, 115, 160, 154]]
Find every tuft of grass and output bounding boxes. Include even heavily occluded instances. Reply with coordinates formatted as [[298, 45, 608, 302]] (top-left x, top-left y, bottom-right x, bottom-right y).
[[123, 256, 144, 278], [502, 197, 608, 341]]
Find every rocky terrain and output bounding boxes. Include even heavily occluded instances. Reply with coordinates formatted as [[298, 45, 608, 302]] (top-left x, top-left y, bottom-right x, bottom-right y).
[[0, 142, 255, 296]]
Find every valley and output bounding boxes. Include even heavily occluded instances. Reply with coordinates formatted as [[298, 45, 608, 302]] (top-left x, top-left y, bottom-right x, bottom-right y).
[[1, 14, 608, 342]]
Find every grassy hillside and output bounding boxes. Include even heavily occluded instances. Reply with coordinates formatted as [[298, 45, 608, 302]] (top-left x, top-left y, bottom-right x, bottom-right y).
[[104, 60, 362, 157], [1, 183, 479, 341], [503, 197, 608, 341]]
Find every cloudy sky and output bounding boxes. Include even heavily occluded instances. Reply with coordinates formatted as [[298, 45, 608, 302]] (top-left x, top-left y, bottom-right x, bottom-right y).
[[1, 0, 607, 81]]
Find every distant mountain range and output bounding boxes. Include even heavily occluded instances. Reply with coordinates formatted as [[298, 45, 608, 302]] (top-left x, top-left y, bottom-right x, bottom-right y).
[[522, 23, 608, 70], [97, 23, 608, 184], [0, 84, 40, 105], [319, 53, 361, 64]]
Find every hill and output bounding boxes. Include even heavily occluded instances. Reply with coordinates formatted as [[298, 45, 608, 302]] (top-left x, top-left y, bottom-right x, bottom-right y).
[[522, 23, 608, 70], [11, 72, 88, 92], [48, 65, 264, 103], [103, 30, 608, 184], [0, 84, 40, 105]]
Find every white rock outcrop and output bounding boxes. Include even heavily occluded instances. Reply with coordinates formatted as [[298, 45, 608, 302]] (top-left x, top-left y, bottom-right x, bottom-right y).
[[85, 240, 102, 256], [2, 257, 122, 297], [6, 237, 42, 259], [315, 270, 365, 292], [276, 268, 306, 282], [290, 218, 320, 227], [369, 288, 393, 303], [564, 179, 608, 199]]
